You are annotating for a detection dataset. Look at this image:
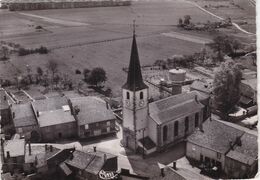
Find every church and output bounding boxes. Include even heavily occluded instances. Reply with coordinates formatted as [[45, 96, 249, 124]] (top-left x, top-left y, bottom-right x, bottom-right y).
[[122, 32, 210, 155]]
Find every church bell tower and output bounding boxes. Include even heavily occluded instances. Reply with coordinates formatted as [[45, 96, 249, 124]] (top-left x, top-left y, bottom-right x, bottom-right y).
[[122, 24, 149, 151]]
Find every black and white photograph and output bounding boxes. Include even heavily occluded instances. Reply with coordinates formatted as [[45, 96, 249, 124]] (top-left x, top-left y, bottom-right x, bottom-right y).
[[0, 0, 257, 179]]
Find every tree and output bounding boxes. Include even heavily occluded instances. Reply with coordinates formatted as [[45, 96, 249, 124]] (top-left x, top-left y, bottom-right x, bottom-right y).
[[178, 18, 183, 27], [1, 46, 9, 60], [46, 60, 58, 86], [83, 68, 91, 81], [183, 15, 191, 25], [213, 59, 242, 117], [87, 67, 107, 87], [37, 67, 43, 76]]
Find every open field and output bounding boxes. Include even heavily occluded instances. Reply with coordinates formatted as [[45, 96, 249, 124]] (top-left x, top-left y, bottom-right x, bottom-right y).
[[0, 0, 256, 96]]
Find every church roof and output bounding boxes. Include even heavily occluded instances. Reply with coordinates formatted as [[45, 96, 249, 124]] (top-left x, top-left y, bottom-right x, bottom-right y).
[[122, 34, 148, 91], [149, 92, 204, 124]]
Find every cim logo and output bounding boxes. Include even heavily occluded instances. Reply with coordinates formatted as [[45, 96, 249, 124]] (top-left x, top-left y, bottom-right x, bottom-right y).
[[99, 170, 119, 180]]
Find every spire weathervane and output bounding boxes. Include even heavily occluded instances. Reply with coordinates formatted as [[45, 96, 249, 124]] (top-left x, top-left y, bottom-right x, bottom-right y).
[[133, 20, 136, 35]]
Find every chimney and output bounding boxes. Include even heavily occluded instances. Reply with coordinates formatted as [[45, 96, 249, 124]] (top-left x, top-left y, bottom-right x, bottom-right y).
[[106, 102, 109, 109], [45, 144, 48, 151], [104, 154, 107, 163], [36, 111, 39, 117], [173, 161, 177, 170], [12, 112, 15, 119], [35, 156, 38, 166], [50, 145, 53, 152], [93, 146, 96, 152], [195, 95, 199, 103], [6, 151, 10, 158], [160, 168, 165, 177], [28, 141, 31, 155]]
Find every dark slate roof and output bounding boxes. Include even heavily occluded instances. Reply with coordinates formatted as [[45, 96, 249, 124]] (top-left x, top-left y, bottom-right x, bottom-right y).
[[122, 34, 148, 91], [70, 96, 115, 126], [65, 150, 95, 170], [12, 103, 37, 128], [0, 89, 9, 110], [188, 119, 244, 153], [226, 133, 257, 165], [149, 92, 204, 124]]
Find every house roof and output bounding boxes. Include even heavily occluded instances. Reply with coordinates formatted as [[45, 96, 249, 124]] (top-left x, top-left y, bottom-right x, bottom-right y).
[[190, 80, 213, 94], [25, 144, 60, 167], [32, 96, 68, 112], [65, 150, 95, 170], [122, 34, 148, 91], [0, 89, 9, 110], [59, 162, 72, 176], [37, 109, 75, 127], [187, 119, 244, 153], [242, 78, 257, 91], [4, 139, 25, 157], [12, 103, 37, 128], [226, 133, 257, 165], [85, 156, 104, 175], [70, 96, 115, 126], [149, 92, 204, 124]]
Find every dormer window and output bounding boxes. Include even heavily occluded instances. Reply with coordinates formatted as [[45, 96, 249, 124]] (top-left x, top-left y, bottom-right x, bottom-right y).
[[140, 92, 143, 99], [126, 92, 130, 99]]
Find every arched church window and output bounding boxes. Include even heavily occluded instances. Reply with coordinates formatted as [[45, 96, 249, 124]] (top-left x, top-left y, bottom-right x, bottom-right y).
[[140, 91, 143, 99], [195, 113, 199, 128], [163, 125, 168, 142], [174, 121, 179, 137], [126, 92, 130, 99]]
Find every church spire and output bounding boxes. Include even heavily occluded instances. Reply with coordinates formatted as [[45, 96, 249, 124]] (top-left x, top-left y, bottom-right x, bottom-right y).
[[122, 21, 148, 91]]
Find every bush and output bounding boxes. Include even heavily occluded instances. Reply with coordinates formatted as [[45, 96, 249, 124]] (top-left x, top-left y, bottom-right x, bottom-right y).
[[18, 48, 31, 56], [35, 25, 43, 30], [37, 46, 48, 54], [75, 69, 81, 74]]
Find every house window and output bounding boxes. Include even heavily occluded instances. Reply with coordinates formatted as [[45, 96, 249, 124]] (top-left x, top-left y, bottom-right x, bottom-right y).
[[185, 117, 189, 132], [85, 124, 89, 130], [174, 121, 179, 137], [195, 113, 199, 128], [163, 125, 168, 142], [101, 128, 107, 133], [140, 91, 143, 99], [217, 152, 221, 159], [126, 92, 130, 99]]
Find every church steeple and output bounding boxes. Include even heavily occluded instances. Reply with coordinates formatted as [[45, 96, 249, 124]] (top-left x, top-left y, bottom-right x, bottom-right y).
[[122, 23, 148, 91]]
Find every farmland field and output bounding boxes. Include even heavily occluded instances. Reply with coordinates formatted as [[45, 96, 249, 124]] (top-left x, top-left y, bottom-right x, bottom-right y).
[[0, 0, 255, 96]]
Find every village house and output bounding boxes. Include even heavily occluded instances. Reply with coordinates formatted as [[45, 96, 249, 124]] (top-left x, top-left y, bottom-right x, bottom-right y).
[[186, 119, 258, 178], [31, 97, 77, 142], [1, 138, 26, 174], [0, 89, 12, 127], [69, 96, 117, 139], [64, 148, 118, 180], [11, 103, 38, 139], [121, 31, 210, 155], [240, 78, 257, 107]]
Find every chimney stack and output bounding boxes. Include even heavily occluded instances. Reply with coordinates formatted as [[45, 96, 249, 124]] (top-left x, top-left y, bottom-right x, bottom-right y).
[[104, 154, 107, 163], [173, 161, 177, 170], [28, 141, 31, 155], [93, 146, 96, 152], [160, 168, 165, 177], [50, 145, 53, 152], [6, 151, 10, 158]]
